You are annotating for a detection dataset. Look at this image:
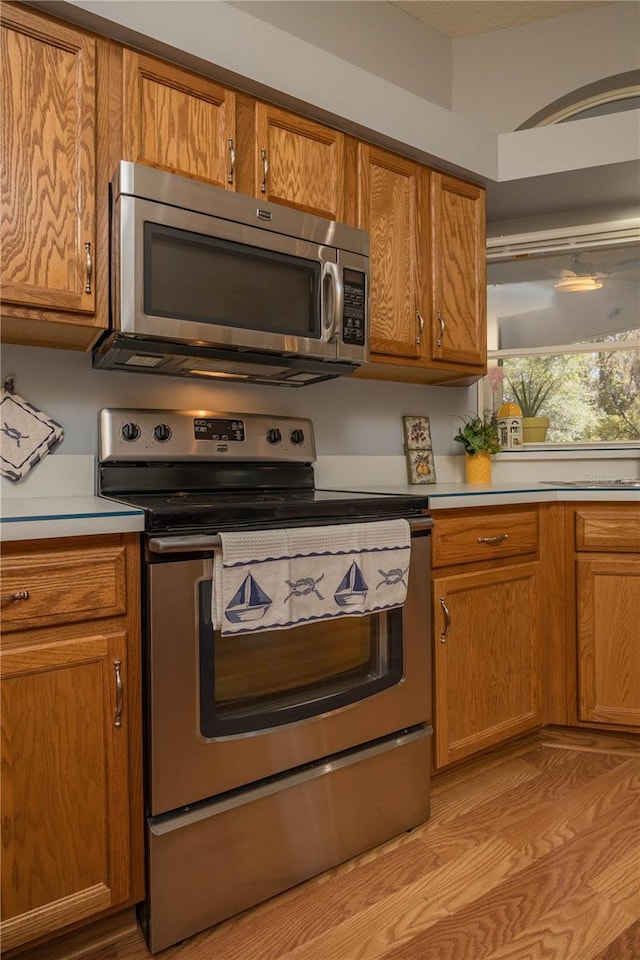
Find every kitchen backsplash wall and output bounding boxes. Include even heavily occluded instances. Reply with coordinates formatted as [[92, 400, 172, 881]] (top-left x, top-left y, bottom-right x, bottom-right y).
[[1, 343, 475, 458]]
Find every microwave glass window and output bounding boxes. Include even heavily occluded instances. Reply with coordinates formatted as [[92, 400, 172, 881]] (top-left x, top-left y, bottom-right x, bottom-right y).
[[144, 223, 321, 337], [198, 599, 403, 736]]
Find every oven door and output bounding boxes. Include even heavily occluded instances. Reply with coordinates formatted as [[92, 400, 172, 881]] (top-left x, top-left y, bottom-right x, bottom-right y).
[[146, 522, 431, 816], [116, 195, 365, 361]]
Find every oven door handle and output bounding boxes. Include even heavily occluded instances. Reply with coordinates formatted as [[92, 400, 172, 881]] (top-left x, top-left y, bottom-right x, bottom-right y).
[[148, 516, 433, 554]]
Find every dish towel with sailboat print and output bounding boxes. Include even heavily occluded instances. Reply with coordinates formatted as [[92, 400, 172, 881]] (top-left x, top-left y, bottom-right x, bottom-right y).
[[212, 520, 411, 636]]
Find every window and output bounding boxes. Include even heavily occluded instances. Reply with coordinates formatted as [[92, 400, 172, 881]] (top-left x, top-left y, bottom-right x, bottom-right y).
[[516, 70, 640, 129], [484, 234, 640, 443]]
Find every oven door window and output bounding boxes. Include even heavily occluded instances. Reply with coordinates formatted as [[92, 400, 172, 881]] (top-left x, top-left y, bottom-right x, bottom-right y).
[[198, 582, 403, 736]]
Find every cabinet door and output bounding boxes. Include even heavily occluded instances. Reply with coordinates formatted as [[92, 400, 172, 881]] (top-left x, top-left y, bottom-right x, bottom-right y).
[[577, 556, 640, 726], [357, 144, 426, 360], [254, 103, 345, 219], [122, 49, 236, 188], [0, 632, 132, 952], [1, 5, 96, 313], [433, 563, 540, 768], [430, 173, 486, 367]]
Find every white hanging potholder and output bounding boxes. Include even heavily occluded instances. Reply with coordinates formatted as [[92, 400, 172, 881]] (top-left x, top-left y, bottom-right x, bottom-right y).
[[0, 389, 64, 482]]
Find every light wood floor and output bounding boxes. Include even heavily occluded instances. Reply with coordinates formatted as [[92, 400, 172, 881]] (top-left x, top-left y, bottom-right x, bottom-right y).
[[62, 736, 640, 960]]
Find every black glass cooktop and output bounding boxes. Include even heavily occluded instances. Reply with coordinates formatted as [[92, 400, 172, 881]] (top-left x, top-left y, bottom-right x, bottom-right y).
[[103, 486, 430, 533], [99, 459, 429, 533]]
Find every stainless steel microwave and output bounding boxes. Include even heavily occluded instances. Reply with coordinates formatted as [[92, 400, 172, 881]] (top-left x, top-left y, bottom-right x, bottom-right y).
[[93, 162, 369, 386]]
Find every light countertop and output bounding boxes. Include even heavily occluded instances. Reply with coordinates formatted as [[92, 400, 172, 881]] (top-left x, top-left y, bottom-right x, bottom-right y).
[[321, 481, 640, 510], [1, 496, 145, 542], [2, 483, 637, 545]]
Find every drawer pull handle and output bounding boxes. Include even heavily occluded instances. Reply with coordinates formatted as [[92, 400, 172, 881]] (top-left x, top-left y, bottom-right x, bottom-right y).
[[477, 534, 509, 544], [0, 590, 30, 602], [436, 311, 445, 347], [416, 309, 424, 346], [439, 597, 450, 643], [114, 660, 123, 728]]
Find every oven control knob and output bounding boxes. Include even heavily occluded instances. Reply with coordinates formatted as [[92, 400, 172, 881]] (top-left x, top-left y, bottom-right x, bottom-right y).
[[153, 423, 172, 443], [121, 422, 140, 442], [266, 428, 282, 445], [290, 429, 305, 446]]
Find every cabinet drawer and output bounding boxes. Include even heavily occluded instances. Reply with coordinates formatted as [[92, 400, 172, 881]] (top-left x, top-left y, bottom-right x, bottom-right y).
[[0, 541, 127, 632], [431, 509, 538, 567], [575, 509, 640, 553]]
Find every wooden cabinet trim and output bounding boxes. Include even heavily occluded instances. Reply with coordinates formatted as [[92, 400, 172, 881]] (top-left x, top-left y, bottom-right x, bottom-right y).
[[0, 885, 113, 954]]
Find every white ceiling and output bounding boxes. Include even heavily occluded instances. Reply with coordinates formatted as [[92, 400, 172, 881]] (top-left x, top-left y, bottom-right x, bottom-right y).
[[390, 1, 615, 38]]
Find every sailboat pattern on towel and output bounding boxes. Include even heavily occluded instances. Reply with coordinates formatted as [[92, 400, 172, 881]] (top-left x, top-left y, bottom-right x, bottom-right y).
[[213, 520, 411, 636]]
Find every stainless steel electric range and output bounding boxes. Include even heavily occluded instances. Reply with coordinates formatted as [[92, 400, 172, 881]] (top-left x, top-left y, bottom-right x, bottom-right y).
[[98, 408, 433, 953]]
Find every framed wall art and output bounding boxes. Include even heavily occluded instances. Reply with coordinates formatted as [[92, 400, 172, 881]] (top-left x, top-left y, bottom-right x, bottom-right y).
[[402, 415, 437, 484]]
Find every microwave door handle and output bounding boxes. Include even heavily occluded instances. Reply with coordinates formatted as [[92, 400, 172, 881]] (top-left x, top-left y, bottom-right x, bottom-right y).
[[322, 262, 343, 344]]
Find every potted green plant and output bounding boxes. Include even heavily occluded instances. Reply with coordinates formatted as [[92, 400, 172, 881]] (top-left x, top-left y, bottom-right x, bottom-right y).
[[506, 376, 554, 442], [454, 413, 502, 483]]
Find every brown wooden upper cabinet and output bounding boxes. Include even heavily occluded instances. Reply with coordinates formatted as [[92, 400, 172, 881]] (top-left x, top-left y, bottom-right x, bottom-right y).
[[354, 143, 487, 384], [235, 98, 346, 220], [354, 144, 428, 361], [1, 3, 104, 349], [120, 49, 237, 188], [430, 173, 487, 368]]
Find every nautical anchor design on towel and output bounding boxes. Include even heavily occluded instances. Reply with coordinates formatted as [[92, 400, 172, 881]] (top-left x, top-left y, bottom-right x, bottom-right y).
[[284, 573, 325, 602], [376, 566, 409, 589], [225, 573, 272, 623], [334, 561, 368, 607]]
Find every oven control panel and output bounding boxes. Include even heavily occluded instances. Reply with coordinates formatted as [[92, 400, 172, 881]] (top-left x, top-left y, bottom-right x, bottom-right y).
[[99, 408, 316, 462]]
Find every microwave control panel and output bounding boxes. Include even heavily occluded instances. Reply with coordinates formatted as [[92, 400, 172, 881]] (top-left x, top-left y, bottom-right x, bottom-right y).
[[341, 270, 366, 346]]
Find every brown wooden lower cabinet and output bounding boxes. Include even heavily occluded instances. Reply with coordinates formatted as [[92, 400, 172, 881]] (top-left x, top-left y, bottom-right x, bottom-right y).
[[571, 504, 640, 729], [432, 561, 541, 769], [430, 502, 640, 771], [0, 534, 143, 954]]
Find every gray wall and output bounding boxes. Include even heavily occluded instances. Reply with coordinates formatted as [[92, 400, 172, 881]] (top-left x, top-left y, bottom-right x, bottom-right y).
[[453, 2, 640, 132], [229, 1, 453, 109], [0, 344, 475, 459]]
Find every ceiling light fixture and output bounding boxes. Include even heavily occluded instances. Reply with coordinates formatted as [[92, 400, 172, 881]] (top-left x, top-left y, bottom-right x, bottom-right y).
[[554, 274, 604, 292], [553, 254, 606, 292]]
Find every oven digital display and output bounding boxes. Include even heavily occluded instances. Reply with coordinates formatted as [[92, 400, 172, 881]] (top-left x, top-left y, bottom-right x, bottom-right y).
[[194, 418, 245, 441]]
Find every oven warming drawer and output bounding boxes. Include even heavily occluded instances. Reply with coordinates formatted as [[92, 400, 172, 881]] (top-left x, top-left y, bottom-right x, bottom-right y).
[[144, 725, 431, 953]]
